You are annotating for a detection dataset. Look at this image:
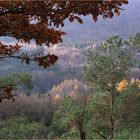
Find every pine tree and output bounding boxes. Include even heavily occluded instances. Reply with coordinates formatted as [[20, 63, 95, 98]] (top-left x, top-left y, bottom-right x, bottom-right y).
[[84, 35, 140, 140]]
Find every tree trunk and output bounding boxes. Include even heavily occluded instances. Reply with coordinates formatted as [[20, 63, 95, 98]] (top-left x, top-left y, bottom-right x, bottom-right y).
[[78, 120, 86, 140], [80, 130, 86, 140], [108, 116, 114, 140], [109, 82, 115, 140]]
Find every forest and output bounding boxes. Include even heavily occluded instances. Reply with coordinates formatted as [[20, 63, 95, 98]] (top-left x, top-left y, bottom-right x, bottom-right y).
[[0, 0, 140, 140], [0, 33, 140, 139]]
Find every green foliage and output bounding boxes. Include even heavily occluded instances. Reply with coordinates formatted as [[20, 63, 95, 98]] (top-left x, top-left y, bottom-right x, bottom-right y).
[[114, 128, 140, 139], [0, 116, 47, 139], [54, 96, 78, 127], [0, 33, 140, 139], [84, 35, 134, 91], [124, 33, 140, 67], [53, 94, 95, 139], [0, 72, 33, 90], [84, 34, 140, 139], [124, 33, 140, 50]]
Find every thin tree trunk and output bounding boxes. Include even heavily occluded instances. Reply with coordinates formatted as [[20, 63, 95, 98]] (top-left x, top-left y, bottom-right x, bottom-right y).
[[108, 116, 114, 140], [78, 97, 87, 140], [80, 130, 86, 140], [78, 120, 86, 140], [108, 80, 115, 140]]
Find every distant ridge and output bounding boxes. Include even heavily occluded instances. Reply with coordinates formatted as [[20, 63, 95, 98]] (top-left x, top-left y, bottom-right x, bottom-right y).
[[62, 0, 140, 43]]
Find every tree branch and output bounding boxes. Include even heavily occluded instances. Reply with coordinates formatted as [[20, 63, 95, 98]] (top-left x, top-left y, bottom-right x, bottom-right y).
[[0, 7, 26, 16], [97, 132, 107, 139]]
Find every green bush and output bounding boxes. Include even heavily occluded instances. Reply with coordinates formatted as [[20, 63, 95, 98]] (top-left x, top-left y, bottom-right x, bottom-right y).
[[0, 116, 47, 139]]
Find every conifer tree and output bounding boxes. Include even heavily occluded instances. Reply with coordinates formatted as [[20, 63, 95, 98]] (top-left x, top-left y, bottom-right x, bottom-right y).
[[84, 35, 140, 139]]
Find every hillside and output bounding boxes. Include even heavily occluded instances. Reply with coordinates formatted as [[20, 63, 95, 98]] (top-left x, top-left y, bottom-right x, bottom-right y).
[[0, 45, 90, 93]]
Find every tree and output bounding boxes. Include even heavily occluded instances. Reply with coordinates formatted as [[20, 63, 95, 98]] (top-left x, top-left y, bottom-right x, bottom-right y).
[[53, 93, 91, 140], [84, 34, 140, 139], [0, 0, 129, 64], [0, 72, 32, 102], [0, 116, 47, 139], [0, 0, 128, 100]]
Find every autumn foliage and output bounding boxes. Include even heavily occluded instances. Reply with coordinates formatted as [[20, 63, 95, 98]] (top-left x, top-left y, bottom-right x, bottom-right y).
[[0, 0, 129, 65], [0, 0, 128, 101]]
